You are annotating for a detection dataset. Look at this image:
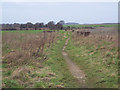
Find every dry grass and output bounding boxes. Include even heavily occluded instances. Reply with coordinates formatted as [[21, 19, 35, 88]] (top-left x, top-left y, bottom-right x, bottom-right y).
[[72, 27, 118, 49], [2, 31, 59, 67], [65, 27, 118, 87], [2, 31, 62, 88]]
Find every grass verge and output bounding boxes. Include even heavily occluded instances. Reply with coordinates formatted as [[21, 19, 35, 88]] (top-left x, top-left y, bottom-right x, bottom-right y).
[[65, 38, 118, 88]]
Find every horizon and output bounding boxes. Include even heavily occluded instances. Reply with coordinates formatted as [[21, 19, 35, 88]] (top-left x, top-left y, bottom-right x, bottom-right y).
[[0, 22, 118, 25], [2, 2, 118, 24]]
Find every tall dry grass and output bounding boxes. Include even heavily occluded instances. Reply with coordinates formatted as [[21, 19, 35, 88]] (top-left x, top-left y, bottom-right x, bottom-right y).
[[71, 27, 118, 66], [2, 31, 64, 88], [72, 27, 118, 47], [2, 31, 60, 68]]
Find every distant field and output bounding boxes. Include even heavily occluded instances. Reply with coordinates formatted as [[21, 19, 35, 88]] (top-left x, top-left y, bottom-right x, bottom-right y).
[[63, 24, 118, 28], [1, 30, 66, 34], [2, 30, 44, 34]]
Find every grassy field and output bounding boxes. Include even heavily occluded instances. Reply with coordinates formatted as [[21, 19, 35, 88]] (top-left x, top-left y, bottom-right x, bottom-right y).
[[65, 30, 118, 88], [2, 27, 118, 88], [2, 30, 49, 34], [63, 24, 118, 28], [2, 30, 80, 88]]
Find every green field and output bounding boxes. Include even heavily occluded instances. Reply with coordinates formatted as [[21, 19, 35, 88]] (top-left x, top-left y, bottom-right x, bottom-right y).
[[2, 30, 80, 88], [2, 29, 118, 88], [2, 30, 44, 33], [63, 24, 118, 28]]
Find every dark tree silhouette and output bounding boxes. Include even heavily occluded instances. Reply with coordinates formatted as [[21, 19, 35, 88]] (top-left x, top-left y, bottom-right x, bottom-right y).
[[1, 21, 63, 31]]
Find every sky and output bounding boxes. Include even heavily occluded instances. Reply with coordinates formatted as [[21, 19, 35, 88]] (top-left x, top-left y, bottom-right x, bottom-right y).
[[1, 2, 118, 24], [1, 0, 119, 2]]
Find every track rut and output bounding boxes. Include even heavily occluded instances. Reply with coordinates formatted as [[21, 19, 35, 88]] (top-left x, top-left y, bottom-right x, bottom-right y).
[[62, 38, 87, 88]]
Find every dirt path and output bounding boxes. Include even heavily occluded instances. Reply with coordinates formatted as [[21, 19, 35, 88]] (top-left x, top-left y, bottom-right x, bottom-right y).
[[62, 38, 87, 88]]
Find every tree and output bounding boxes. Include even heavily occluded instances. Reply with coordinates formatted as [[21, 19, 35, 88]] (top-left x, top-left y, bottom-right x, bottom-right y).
[[58, 20, 65, 25], [55, 22, 63, 30], [20, 24, 27, 30], [34, 22, 44, 30], [26, 22, 33, 28], [1, 20, 64, 31], [34, 23, 40, 30], [46, 21, 55, 29], [39, 23, 44, 28]]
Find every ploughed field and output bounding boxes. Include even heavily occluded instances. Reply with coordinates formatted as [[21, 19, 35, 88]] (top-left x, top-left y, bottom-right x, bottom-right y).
[[2, 26, 118, 88]]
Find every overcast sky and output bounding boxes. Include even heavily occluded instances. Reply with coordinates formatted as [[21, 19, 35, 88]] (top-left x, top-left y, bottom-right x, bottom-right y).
[[2, 2, 118, 24]]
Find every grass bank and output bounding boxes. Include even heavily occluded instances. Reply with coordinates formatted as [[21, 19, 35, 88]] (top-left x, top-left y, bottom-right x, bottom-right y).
[[65, 38, 118, 88]]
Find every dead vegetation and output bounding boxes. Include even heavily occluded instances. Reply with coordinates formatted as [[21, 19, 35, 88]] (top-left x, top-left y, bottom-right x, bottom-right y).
[[2, 31, 59, 67], [72, 27, 118, 66], [72, 27, 118, 47], [2, 31, 63, 88]]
